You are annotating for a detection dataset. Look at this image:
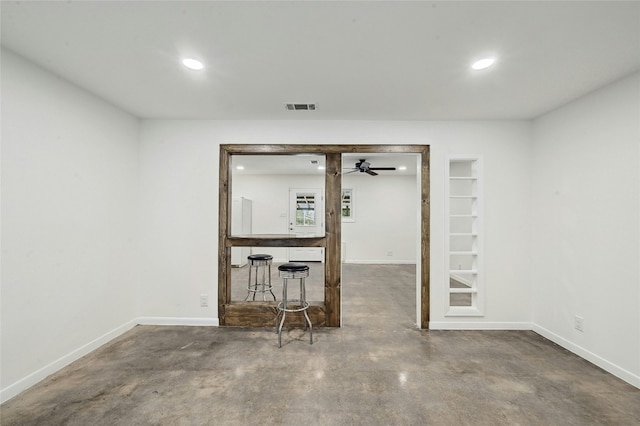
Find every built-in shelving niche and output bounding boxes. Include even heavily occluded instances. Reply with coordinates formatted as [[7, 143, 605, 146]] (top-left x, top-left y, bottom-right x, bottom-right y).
[[446, 157, 484, 316]]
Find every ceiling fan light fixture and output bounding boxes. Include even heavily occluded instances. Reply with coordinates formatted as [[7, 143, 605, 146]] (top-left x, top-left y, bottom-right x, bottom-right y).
[[471, 57, 495, 70], [182, 58, 204, 70], [343, 158, 397, 176]]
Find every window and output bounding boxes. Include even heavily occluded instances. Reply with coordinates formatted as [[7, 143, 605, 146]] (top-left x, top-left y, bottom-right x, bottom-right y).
[[445, 157, 483, 316], [296, 194, 317, 226], [341, 188, 354, 222]]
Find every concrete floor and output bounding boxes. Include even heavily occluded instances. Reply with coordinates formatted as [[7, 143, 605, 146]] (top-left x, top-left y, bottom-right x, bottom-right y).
[[2, 264, 640, 425]]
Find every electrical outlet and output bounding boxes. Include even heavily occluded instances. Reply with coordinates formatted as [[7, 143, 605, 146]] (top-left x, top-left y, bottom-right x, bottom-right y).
[[387, 251, 393, 256], [574, 316, 584, 332], [200, 294, 209, 307]]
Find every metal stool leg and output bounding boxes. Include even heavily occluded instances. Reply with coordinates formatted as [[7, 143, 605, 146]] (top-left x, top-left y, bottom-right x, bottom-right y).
[[300, 277, 312, 344], [277, 278, 288, 348], [253, 265, 259, 301], [260, 262, 266, 301], [268, 263, 276, 301], [244, 263, 253, 302]]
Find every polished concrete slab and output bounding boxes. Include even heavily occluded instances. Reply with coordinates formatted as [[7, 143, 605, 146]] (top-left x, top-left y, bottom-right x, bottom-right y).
[[3, 264, 639, 425]]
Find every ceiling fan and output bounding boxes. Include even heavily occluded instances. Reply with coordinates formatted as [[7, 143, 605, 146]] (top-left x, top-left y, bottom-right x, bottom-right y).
[[343, 159, 396, 176]]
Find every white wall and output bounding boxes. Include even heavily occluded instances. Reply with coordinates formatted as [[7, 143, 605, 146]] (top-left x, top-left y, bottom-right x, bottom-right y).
[[136, 122, 219, 321], [138, 119, 532, 328], [232, 172, 418, 263], [341, 173, 418, 263], [1, 49, 140, 401], [232, 174, 324, 262], [531, 72, 640, 387]]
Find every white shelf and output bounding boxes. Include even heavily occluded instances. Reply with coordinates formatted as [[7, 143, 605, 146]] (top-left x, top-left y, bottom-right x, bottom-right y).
[[447, 156, 483, 317]]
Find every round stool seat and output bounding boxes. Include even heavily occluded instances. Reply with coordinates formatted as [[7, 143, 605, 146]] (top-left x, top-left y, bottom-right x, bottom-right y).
[[248, 254, 273, 261], [248, 254, 273, 267], [278, 262, 309, 272]]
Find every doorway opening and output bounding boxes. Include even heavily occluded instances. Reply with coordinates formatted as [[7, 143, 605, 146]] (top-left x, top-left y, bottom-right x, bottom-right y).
[[288, 188, 324, 262], [219, 144, 429, 328], [340, 153, 420, 326]]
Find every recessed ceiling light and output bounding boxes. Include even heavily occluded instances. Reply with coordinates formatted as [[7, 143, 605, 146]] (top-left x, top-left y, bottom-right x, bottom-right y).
[[182, 58, 204, 70], [398, 166, 407, 171], [236, 165, 245, 170], [317, 166, 325, 170], [471, 58, 495, 70]]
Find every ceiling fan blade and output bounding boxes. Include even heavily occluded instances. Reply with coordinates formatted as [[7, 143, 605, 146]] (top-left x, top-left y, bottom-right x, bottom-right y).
[[365, 170, 378, 176], [368, 167, 396, 171], [343, 169, 358, 174]]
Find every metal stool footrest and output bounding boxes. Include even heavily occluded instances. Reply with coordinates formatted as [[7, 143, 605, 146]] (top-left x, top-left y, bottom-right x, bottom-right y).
[[276, 300, 310, 313]]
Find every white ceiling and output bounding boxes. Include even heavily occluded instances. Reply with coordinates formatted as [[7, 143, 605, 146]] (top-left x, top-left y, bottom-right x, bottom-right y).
[[1, 1, 639, 121]]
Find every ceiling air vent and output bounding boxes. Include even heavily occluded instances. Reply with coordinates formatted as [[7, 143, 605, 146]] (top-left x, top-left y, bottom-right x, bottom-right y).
[[285, 103, 317, 111]]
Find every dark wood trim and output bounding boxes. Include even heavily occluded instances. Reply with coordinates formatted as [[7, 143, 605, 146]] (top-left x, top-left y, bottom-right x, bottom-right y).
[[227, 236, 325, 247], [218, 144, 430, 329], [222, 302, 326, 327], [421, 148, 431, 329], [218, 146, 232, 325], [223, 144, 428, 155], [324, 153, 342, 326]]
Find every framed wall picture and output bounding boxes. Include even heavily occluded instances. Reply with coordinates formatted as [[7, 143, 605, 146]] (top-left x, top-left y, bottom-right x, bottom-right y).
[[342, 188, 355, 222]]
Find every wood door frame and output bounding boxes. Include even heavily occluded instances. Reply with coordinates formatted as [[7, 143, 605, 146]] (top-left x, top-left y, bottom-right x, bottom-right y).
[[218, 144, 430, 328]]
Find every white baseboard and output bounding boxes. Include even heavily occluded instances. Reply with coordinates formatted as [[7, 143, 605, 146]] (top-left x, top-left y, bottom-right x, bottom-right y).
[[136, 317, 219, 327], [532, 324, 640, 389], [0, 319, 137, 404], [429, 321, 533, 330]]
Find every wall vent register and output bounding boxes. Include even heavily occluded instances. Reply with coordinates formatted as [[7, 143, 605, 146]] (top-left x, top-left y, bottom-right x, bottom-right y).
[[285, 103, 317, 111], [445, 157, 484, 316]]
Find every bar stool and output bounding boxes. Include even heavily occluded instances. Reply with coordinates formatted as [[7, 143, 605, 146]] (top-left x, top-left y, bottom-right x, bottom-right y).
[[275, 262, 312, 347], [244, 254, 276, 302]]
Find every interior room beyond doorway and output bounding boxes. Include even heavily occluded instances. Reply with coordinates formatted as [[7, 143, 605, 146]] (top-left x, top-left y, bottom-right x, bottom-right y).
[[341, 153, 420, 325]]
